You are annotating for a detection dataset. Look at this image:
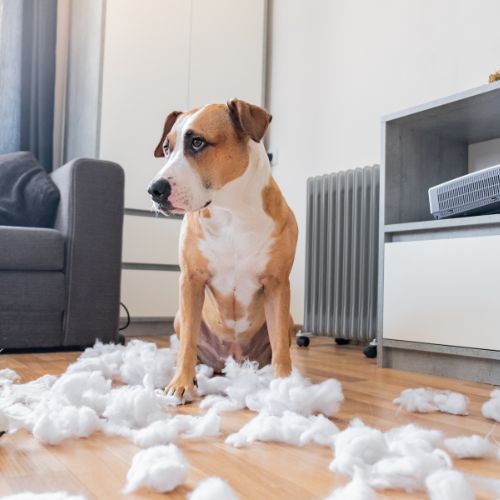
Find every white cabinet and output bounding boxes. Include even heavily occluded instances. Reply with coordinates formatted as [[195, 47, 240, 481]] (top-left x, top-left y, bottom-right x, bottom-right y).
[[383, 235, 500, 351]]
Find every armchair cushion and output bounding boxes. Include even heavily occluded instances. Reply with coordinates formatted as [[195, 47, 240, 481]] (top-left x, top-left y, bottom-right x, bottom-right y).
[[0, 151, 60, 228], [0, 226, 64, 271]]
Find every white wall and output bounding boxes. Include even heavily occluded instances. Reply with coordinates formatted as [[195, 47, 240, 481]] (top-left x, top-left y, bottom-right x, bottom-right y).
[[267, 0, 500, 323]]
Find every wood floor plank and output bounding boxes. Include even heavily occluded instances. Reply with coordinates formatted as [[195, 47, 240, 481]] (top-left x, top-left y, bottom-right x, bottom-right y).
[[0, 336, 499, 499]]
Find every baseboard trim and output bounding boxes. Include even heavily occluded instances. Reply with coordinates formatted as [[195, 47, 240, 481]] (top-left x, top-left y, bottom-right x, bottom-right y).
[[383, 339, 500, 360], [122, 263, 181, 272], [120, 317, 175, 338], [382, 344, 500, 384]]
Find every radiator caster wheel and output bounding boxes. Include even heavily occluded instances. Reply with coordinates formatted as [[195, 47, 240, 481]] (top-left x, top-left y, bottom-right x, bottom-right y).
[[335, 338, 351, 345], [297, 335, 310, 347], [363, 340, 377, 358]]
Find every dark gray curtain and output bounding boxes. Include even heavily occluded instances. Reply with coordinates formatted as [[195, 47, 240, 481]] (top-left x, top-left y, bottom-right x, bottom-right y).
[[0, 0, 57, 171]]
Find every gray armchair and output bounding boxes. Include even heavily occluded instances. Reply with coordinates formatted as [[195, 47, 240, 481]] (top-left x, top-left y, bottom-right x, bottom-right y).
[[0, 158, 124, 349]]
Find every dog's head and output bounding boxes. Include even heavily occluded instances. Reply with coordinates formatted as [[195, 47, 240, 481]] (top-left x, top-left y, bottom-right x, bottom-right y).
[[148, 99, 272, 214]]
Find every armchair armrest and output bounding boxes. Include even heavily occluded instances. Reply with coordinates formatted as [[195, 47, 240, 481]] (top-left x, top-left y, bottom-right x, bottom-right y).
[[51, 158, 124, 346]]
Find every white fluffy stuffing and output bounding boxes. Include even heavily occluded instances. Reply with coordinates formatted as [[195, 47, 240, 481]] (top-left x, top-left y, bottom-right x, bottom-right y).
[[220, 360, 274, 409], [123, 444, 188, 493], [2, 340, 342, 448], [330, 419, 388, 476], [444, 434, 496, 459], [67, 339, 178, 389], [330, 420, 453, 493], [0, 374, 57, 423], [119, 339, 177, 388], [394, 388, 468, 415], [67, 340, 125, 379], [0, 493, 85, 500], [32, 405, 101, 445], [199, 395, 244, 413], [325, 468, 376, 500], [182, 409, 221, 439], [0, 340, 186, 444], [131, 418, 185, 447], [126, 410, 219, 448], [51, 371, 111, 414], [245, 372, 344, 417], [102, 385, 165, 429], [481, 389, 500, 423], [425, 469, 474, 500], [384, 424, 443, 455], [189, 477, 238, 500], [226, 410, 338, 448], [196, 365, 231, 397], [200, 360, 344, 418], [2, 339, 495, 499], [369, 449, 452, 492]]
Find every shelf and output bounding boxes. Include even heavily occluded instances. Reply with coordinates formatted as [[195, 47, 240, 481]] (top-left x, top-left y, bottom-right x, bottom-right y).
[[385, 213, 500, 234], [382, 80, 500, 144]]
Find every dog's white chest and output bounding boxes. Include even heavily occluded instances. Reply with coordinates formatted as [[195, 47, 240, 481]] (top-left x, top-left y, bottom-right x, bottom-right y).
[[198, 208, 273, 329]]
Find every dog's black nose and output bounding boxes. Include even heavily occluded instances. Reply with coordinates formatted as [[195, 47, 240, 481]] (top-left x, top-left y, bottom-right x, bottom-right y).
[[148, 178, 171, 203]]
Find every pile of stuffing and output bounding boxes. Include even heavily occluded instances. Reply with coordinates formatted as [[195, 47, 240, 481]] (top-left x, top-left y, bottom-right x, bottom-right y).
[[0, 338, 499, 499]]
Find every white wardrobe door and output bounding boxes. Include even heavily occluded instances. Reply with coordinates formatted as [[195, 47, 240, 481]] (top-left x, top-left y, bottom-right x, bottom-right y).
[[188, 0, 266, 107], [383, 235, 500, 351], [99, 0, 191, 210]]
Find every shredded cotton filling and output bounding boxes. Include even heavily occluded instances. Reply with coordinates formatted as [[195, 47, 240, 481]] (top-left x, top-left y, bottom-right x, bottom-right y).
[[444, 434, 497, 459], [330, 419, 454, 493], [425, 469, 475, 500], [123, 444, 188, 493], [0, 339, 344, 447], [393, 388, 469, 415], [1, 338, 496, 498], [189, 477, 238, 500], [225, 410, 338, 448], [482, 389, 500, 423], [324, 468, 376, 500]]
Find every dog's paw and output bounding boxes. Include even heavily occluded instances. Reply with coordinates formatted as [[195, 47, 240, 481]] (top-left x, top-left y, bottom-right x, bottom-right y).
[[164, 372, 197, 402]]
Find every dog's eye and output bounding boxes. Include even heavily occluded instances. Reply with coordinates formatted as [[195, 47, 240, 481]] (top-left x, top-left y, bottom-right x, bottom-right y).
[[163, 141, 169, 156], [191, 137, 206, 152]]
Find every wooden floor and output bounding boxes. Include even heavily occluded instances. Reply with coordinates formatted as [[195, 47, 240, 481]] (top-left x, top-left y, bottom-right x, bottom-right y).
[[0, 336, 499, 499]]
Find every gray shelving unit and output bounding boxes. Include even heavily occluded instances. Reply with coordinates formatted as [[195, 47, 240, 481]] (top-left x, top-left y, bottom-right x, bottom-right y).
[[378, 81, 500, 383]]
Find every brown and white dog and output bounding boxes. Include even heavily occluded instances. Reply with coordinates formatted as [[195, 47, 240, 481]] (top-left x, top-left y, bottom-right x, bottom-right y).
[[148, 99, 298, 401]]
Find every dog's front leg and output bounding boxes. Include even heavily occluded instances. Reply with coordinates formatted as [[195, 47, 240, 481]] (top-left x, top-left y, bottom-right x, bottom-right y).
[[166, 270, 205, 400], [263, 276, 293, 378]]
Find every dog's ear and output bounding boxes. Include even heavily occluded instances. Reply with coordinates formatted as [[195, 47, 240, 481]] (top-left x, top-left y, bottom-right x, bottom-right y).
[[154, 111, 182, 158], [227, 98, 272, 143]]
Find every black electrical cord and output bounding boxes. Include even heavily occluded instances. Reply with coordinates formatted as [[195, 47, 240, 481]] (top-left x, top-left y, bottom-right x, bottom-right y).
[[119, 302, 131, 331]]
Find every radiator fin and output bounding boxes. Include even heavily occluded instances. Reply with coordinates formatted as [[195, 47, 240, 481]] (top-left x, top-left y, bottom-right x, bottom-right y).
[[304, 165, 380, 341]]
